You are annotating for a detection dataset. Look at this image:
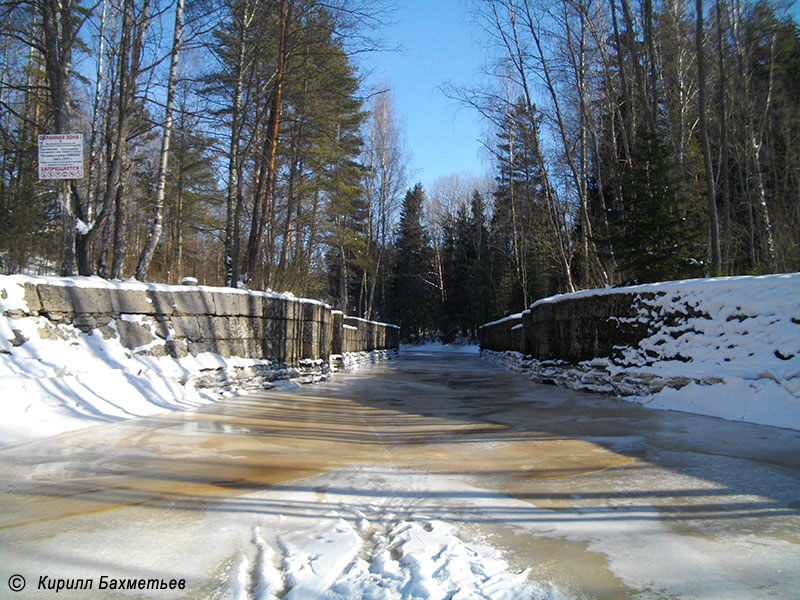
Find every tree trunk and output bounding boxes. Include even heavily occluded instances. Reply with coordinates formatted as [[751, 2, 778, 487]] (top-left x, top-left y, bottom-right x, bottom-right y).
[[696, 0, 722, 274], [243, 0, 289, 285], [40, 0, 79, 275], [134, 0, 184, 280], [716, 0, 732, 273], [224, 0, 257, 287]]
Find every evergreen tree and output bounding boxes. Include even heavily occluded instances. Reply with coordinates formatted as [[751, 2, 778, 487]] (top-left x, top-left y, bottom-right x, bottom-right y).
[[389, 184, 436, 341], [439, 190, 493, 341], [490, 99, 555, 314], [600, 133, 703, 284]]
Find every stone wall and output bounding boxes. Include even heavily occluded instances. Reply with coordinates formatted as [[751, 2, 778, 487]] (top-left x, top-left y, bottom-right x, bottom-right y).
[[339, 315, 400, 354], [3, 277, 398, 365], [479, 290, 683, 364], [477, 275, 800, 409], [478, 313, 530, 355]]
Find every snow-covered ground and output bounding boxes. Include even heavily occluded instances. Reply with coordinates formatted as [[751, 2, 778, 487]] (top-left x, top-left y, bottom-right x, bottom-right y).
[[0, 276, 339, 447], [222, 468, 548, 600], [486, 273, 800, 430], [401, 341, 480, 354], [2, 298, 799, 599]]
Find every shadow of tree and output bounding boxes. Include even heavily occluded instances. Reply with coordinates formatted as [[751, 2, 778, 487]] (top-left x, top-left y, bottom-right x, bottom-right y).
[[1, 349, 799, 535]]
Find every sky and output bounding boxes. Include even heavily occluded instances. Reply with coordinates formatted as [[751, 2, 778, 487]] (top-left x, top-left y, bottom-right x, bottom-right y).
[[359, 0, 491, 189]]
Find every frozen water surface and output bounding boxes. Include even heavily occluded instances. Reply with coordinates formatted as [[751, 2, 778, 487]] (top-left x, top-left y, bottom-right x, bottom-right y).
[[1, 348, 799, 599]]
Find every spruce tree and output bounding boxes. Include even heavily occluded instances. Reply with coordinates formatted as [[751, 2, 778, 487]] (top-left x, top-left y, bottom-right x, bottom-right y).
[[603, 133, 703, 283], [389, 184, 436, 342], [490, 99, 554, 314]]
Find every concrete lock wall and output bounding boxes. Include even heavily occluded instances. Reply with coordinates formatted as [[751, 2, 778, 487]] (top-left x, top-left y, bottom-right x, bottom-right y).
[[478, 291, 681, 363], [338, 315, 400, 354], [5, 278, 399, 364]]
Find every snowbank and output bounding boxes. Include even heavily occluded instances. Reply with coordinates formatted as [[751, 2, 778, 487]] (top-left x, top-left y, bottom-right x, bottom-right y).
[[0, 307, 296, 447], [484, 274, 800, 430], [0, 275, 395, 447]]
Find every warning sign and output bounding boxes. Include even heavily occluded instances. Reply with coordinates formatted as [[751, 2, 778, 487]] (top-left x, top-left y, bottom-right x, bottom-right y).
[[38, 134, 84, 179]]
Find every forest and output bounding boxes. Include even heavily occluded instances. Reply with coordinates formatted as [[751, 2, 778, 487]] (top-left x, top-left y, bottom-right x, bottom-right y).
[[1, 0, 798, 341]]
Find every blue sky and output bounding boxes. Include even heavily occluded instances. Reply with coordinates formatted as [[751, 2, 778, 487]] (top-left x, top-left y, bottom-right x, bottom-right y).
[[363, 0, 800, 192], [359, 0, 490, 189]]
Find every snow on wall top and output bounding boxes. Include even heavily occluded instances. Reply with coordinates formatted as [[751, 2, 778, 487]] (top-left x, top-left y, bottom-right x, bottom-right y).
[[530, 273, 800, 311], [343, 314, 401, 330], [0, 273, 332, 313], [479, 312, 524, 329]]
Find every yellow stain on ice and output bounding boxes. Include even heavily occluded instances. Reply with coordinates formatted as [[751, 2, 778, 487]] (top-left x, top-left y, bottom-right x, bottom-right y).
[[0, 390, 632, 530]]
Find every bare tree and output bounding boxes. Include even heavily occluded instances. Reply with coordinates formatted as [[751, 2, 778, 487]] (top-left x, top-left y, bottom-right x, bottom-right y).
[[361, 89, 407, 318], [696, 0, 722, 273], [134, 0, 185, 280]]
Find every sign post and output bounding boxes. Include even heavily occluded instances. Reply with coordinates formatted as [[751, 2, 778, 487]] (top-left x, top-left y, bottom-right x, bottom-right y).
[[38, 134, 84, 180]]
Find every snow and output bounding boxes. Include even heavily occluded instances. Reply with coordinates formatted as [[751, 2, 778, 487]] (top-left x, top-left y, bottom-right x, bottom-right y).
[[0, 275, 346, 447], [486, 273, 800, 430], [0, 303, 262, 446], [402, 342, 480, 354], [75, 219, 91, 235], [479, 313, 524, 329], [531, 272, 797, 309], [0, 273, 332, 306], [343, 314, 401, 330]]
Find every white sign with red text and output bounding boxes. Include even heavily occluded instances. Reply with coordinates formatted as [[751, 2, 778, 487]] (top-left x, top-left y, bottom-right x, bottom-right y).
[[38, 134, 84, 179]]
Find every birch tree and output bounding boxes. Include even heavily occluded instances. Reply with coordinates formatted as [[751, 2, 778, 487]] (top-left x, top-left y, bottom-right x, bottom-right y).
[[134, 0, 185, 280]]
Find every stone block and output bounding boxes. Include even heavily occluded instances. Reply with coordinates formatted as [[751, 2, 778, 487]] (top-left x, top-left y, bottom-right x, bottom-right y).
[[37, 285, 74, 314], [68, 286, 114, 314], [144, 291, 176, 316], [301, 319, 318, 344], [171, 289, 216, 316], [227, 338, 263, 358], [286, 319, 302, 343], [171, 316, 205, 340], [214, 291, 262, 316], [186, 339, 225, 356], [302, 301, 323, 323], [262, 337, 286, 361], [301, 322, 321, 359], [19, 283, 42, 314], [165, 339, 188, 358], [531, 301, 553, 325], [264, 318, 287, 339], [229, 315, 263, 339], [111, 289, 159, 315], [203, 316, 259, 340], [72, 314, 98, 333], [331, 311, 344, 355], [264, 297, 298, 320], [115, 318, 156, 350]]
